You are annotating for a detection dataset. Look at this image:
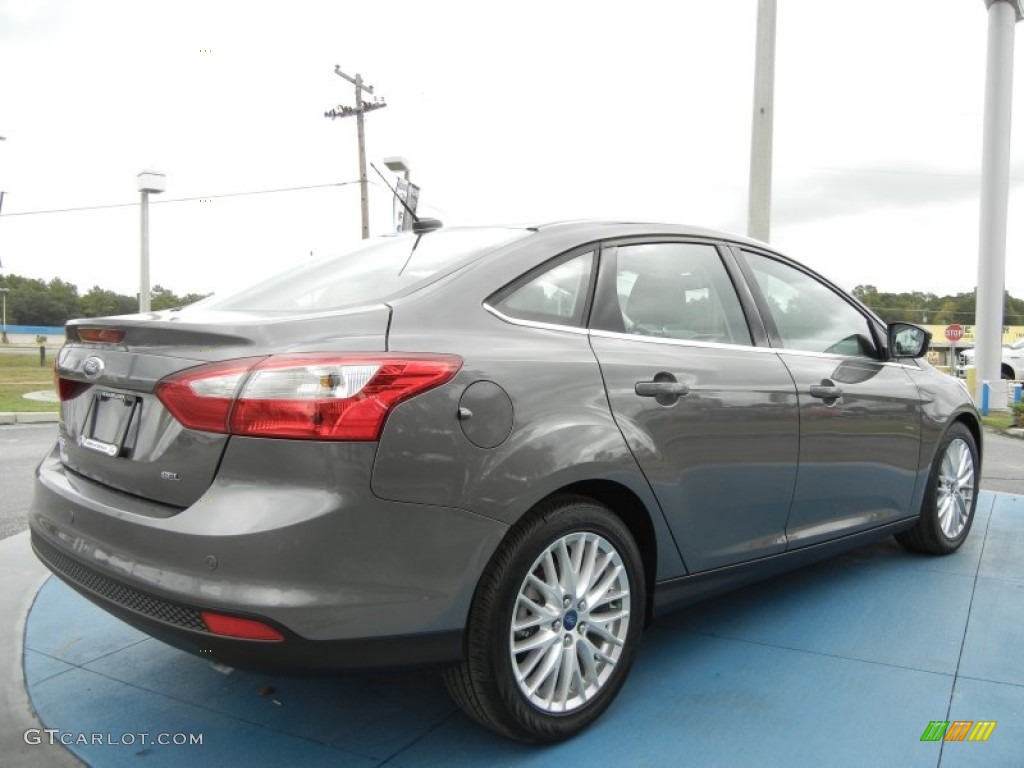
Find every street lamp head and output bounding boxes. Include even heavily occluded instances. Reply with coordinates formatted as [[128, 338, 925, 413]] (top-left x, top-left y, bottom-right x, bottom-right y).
[[383, 156, 410, 177], [137, 170, 166, 194]]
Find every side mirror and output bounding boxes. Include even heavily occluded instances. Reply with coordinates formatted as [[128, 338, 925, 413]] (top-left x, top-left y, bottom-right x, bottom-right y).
[[888, 323, 930, 359]]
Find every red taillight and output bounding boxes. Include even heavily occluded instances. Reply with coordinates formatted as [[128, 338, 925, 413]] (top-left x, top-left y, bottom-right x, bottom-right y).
[[200, 612, 284, 641], [78, 328, 126, 344], [56, 378, 90, 401], [155, 354, 462, 440], [155, 357, 263, 433]]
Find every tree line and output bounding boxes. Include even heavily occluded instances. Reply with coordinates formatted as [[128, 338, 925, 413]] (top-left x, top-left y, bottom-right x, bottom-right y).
[[0, 274, 209, 327], [2, 272, 1024, 328], [851, 286, 1024, 326]]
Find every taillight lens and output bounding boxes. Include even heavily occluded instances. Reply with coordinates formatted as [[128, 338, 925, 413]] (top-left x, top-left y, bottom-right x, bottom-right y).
[[155, 354, 461, 440], [55, 360, 89, 401], [77, 327, 126, 344], [56, 378, 90, 401]]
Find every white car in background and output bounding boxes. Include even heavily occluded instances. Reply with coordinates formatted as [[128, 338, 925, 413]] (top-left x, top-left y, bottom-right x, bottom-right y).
[[958, 338, 1024, 380]]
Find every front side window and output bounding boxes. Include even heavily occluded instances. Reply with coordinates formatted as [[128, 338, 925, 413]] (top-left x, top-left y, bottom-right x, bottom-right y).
[[491, 251, 594, 326], [743, 251, 878, 358], [593, 242, 751, 345]]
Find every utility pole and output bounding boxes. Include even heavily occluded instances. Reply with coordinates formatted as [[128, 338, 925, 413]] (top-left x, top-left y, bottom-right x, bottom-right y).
[[325, 67, 386, 239]]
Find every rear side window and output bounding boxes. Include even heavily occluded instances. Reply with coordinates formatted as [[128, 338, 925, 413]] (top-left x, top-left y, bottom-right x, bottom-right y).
[[491, 251, 595, 326], [201, 228, 529, 312]]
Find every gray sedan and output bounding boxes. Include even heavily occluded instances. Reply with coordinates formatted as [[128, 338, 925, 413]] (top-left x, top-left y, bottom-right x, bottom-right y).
[[30, 220, 980, 742]]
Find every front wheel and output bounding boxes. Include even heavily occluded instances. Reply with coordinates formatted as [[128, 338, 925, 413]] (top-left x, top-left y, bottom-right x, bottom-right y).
[[896, 422, 979, 555], [443, 496, 645, 743]]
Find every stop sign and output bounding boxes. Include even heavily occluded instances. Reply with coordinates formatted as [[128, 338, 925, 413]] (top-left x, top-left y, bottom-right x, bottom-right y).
[[945, 324, 965, 343]]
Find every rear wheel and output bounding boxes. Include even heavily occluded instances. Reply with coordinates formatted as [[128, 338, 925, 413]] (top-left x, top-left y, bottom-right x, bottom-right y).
[[895, 422, 979, 554], [444, 496, 645, 743]]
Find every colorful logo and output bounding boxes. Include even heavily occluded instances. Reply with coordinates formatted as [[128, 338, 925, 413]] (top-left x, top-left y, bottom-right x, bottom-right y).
[[921, 721, 997, 742]]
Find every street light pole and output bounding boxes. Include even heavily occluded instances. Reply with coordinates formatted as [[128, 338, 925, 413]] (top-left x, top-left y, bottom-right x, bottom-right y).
[[137, 171, 166, 313]]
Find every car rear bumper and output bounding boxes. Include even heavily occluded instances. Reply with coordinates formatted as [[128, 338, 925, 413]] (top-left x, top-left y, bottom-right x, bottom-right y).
[[29, 437, 509, 669]]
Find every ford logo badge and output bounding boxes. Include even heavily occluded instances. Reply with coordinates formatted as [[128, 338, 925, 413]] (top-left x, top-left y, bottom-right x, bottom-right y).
[[82, 356, 105, 378]]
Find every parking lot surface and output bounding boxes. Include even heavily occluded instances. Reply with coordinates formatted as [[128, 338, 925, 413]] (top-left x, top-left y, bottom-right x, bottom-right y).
[[16, 491, 1023, 767]]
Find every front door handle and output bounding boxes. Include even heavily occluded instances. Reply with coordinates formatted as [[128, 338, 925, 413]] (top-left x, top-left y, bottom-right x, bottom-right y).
[[809, 383, 843, 401]]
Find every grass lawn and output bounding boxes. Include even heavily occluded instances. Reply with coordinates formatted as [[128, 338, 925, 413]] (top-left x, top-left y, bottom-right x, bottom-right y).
[[0, 350, 60, 412], [981, 412, 1015, 431]]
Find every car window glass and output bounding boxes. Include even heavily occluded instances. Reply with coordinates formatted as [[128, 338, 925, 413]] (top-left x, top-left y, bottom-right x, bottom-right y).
[[200, 228, 530, 312], [743, 251, 878, 358], [492, 251, 594, 326], [594, 242, 751, 345]]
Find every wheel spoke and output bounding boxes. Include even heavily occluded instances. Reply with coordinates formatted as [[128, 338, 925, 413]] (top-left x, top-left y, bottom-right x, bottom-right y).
[[526, 573, 562, 609], [513, 628, 560, 655], [555, 646, 575, 708], [517, 594, 558, 622], [586, 618, 627, 647], [576, 537, 600, 598], [590, 587, 629, 610], [585, 562, 624, 609], [577, 637, 600, 686], [556, 538, 577, 597], [526, 643, 562, 696]]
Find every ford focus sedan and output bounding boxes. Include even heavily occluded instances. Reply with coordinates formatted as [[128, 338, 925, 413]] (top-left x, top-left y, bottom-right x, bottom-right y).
[[30, 220, 981, 743]]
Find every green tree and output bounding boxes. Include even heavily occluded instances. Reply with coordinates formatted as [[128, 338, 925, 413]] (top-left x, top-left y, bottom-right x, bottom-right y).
[[81, 286, 137, 318]]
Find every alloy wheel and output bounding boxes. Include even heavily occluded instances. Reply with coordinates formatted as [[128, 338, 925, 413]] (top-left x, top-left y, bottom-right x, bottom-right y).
[[508, 532, 631, 713]]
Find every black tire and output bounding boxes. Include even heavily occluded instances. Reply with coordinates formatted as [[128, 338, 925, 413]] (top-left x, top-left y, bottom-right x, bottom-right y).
[[443, 495, 646, 743], [895, 422, 979, 555]]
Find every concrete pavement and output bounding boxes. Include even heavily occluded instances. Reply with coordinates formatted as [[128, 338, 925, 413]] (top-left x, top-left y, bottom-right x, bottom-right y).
[[1, 532, 82, 767]]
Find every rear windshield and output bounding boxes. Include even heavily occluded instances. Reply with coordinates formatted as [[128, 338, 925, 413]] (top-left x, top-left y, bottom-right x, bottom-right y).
[[200, 228, 529, 312]]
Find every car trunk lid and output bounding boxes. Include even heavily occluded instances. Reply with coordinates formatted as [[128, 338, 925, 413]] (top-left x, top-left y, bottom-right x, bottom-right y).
[[55, 306, 391, 508]]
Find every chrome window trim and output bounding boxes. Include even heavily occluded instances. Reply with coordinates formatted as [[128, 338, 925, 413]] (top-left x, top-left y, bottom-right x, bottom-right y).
[[485, 303, 921, 368], [773, 346, 921, 369], [483, 303, 590, 335], [587, 328, 774, 354]]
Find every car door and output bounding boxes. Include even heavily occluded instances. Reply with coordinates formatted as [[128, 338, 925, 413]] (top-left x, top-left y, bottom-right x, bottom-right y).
[[588, 240, 800, 573], [735, 248, 923, 548]]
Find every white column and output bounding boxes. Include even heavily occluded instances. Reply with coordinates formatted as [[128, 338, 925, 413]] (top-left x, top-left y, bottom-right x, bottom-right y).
[[975, 0, 1019, 407], [747, 0, 777, 243]]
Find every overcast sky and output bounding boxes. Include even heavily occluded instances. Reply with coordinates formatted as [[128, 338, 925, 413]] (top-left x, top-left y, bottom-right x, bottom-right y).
[[2, 0, 1024, 305]]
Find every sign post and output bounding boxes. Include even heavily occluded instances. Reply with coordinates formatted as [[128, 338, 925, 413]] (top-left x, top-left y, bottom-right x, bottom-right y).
[[945, 325, 964, 374]]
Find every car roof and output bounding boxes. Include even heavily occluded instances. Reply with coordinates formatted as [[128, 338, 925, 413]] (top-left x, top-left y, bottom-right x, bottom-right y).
[[441, 219, 770, 249]]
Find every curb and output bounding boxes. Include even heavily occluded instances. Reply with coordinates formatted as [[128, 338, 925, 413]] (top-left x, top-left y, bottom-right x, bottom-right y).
[[0, 413, 60, 425]]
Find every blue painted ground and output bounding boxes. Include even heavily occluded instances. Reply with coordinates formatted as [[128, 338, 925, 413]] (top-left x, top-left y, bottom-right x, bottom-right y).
[[23, 492, 1024, 767]]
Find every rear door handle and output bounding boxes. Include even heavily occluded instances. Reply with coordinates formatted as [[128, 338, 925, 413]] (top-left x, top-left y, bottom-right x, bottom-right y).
[[635, 375, 690, 406], [635, 381, 690, 397], [809, 384, 843, 400]]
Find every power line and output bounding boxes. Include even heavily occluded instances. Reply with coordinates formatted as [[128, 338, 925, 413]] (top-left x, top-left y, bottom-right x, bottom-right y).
[[0, 179, 371, 218]]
